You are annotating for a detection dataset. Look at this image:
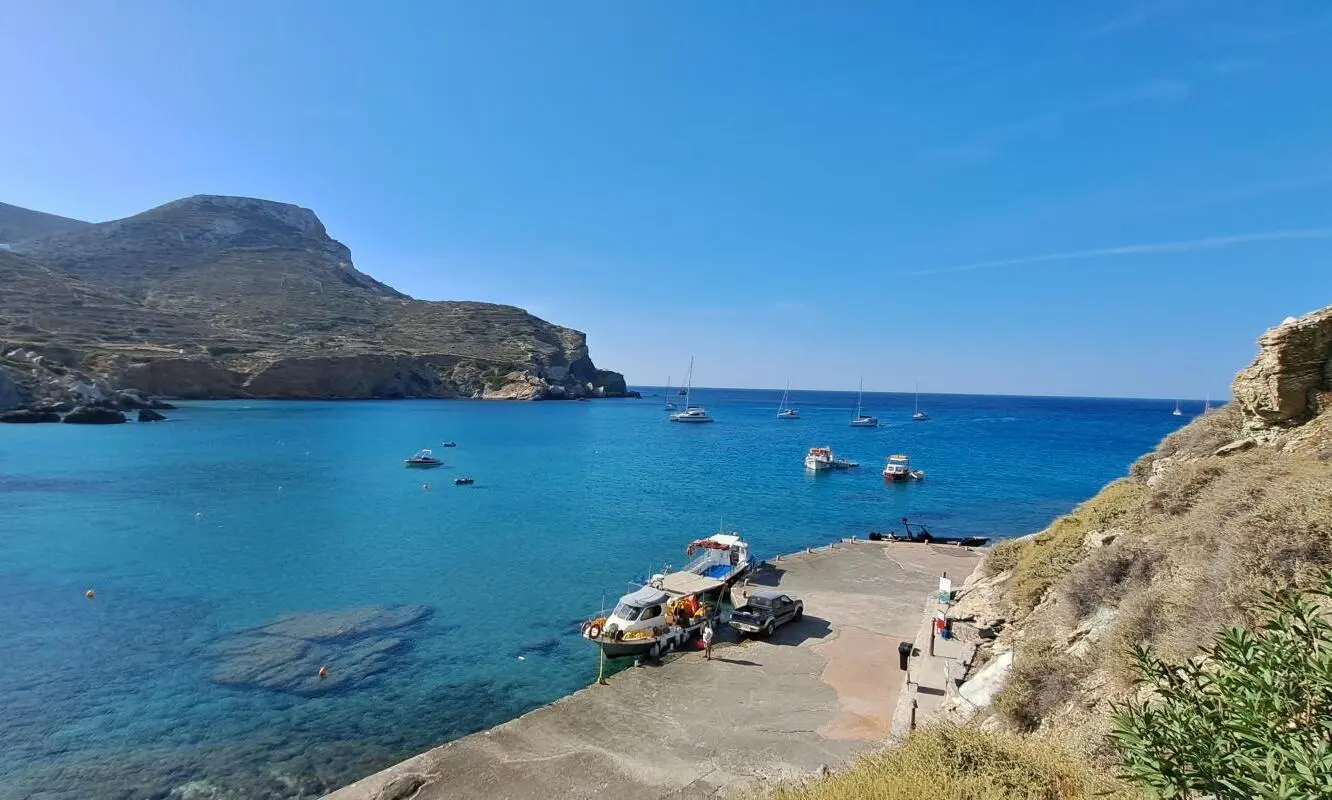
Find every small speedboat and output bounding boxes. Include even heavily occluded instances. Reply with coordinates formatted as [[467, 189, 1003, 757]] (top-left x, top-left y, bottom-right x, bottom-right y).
[[404, 449, 443, 468], [454, 477, 474, 485], [442, 441, 457, 448], [882, 454, 924, 482]]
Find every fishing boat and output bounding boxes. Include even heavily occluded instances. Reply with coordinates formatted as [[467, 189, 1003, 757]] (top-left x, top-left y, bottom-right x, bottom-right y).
[[777, 380, 799, 419], [580, 533, 751, 659], [1172, 400, 1182, 417], [882, 453, 924, 482], [804, 446, 858, 471], [912, 383, 929, 421], [850, 378, 878, 427], [404, 449, 443, 468], [670, 356, 714, 423], [868, 517, 988, 547]]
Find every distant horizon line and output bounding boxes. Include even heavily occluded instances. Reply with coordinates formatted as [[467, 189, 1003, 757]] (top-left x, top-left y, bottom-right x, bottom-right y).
[[630, 385, 1231, 403]]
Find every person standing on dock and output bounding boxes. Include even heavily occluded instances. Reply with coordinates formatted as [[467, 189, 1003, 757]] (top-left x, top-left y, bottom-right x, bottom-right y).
[[702, 620, 715, 660]]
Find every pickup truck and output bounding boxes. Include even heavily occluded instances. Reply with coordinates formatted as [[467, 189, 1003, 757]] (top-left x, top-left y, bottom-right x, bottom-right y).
[[728, 589, 803, 636]]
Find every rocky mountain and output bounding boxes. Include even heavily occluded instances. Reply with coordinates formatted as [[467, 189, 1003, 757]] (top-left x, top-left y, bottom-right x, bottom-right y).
[[0, 201, 90, 244], [0, 195, 628, 410], [938, 304, 1332, 759]]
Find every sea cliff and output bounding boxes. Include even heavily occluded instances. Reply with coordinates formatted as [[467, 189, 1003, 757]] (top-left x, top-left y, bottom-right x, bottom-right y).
[[0, 195, 630, 412]]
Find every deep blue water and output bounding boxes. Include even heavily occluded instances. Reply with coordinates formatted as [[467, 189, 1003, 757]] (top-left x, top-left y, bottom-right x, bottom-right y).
[[0, 389, 1198, 798]]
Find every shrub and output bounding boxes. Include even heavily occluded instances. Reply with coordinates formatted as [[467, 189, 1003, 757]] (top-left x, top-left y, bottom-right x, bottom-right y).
[[1154, 404, 1244, 460], [1110, 573, 1332, 799], [1059, 542, 1159, 624], [994, 641, 1090, 733], [764, 726, 1132, 800]]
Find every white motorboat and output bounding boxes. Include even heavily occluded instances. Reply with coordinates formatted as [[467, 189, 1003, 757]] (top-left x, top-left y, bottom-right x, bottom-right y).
[[804, 446, 858, 471], [777, 380, 799, 419], [882, 453, 924, 482], [850, 378, 878, 427], [670, 356, 714, 423], [404, 449, 443, 468]]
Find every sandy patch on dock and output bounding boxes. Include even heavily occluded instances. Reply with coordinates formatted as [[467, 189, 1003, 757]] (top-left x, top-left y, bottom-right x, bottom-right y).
[[813, 625, 901, 740]]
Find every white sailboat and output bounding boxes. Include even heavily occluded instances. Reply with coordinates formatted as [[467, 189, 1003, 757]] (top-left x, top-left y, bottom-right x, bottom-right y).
[[912, 382, 929, 421], [849, 378, 878, 428], [664, 375, 677, 411], [670, 357, 713, 423], [1203, 394, 1213, 415], [777, 380, 799, 419], [1172, 400, 1182, 416]]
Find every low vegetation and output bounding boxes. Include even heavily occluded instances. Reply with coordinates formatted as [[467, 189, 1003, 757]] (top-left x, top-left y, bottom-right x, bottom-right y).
[[1002, 479, 1145, 613], [761, 726, 1135, 800], [1111, 573, 1332, 799]]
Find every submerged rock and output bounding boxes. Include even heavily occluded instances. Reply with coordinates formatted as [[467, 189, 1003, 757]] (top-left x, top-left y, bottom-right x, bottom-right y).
[[209, 605, 431, 696]]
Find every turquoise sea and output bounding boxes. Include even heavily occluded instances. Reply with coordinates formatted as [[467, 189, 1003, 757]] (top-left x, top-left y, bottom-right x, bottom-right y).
[[0, 389, 1197, 799]]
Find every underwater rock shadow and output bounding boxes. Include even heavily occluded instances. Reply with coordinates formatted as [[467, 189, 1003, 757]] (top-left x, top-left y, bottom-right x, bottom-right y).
[[208, 605, 437, 697]]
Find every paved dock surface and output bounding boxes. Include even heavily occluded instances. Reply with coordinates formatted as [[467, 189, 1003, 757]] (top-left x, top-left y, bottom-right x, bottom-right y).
[[324, 542, 980, 800]]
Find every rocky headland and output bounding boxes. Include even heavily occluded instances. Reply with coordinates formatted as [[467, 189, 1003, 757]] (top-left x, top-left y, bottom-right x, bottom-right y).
[[932, 303, 1332, 759], [0, 195, 631, 417]]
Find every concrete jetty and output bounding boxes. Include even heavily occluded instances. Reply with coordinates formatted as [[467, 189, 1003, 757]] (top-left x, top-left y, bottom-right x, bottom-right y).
[[324, 541, 981, 800]]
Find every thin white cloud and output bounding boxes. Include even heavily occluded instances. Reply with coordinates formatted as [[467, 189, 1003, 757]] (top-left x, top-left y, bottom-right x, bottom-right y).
[[903, 227, 1332, 277], [922, 79, 1190, 166]]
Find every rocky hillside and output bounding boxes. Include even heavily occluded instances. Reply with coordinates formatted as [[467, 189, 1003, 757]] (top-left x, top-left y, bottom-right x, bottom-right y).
[[940, 305, 1332, 762], [0, 195, 628, 409], [0, 201, 90, 244]]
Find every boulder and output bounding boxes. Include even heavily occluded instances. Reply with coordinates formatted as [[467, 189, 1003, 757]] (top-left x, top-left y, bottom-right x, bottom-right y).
[[62, 405, 127, 424], [1232, 306, 1332, 428], [0, 409, 61, 423], [0, 366, 28, 411], [138, 408, 168, 422]]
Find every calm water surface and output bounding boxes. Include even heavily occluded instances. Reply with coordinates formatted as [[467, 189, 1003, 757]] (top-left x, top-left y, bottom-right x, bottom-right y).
[[0, 389, 1197, 798]]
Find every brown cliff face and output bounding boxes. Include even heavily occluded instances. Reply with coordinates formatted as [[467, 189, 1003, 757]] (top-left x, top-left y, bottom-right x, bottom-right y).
[[1231, 306, 1332, 429], [1, 195, 628, 403]]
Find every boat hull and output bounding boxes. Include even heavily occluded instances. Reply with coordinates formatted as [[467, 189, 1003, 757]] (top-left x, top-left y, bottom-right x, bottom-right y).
[[404, 461, 442, 468], [671, 416, 714, 423]]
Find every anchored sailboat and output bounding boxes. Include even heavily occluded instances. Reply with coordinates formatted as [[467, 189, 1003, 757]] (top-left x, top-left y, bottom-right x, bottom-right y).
[[664, 376, 676, 411], [850, 378, 878, 428], [1172, 400, 1182, 416], [777, 380, 799, 419], [912, 383, 929, 421], [670, 357, 713, 423]]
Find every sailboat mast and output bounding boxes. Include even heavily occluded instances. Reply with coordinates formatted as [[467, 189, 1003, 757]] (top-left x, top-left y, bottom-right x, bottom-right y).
[[914, 382, 920, 414], [684, 356, 694, 408], [855, 378, 863, 418]]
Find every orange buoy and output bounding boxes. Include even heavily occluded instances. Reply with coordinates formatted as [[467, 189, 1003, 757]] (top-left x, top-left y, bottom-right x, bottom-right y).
[[85, 589, 95, 599], [318, 665, 328, 680]]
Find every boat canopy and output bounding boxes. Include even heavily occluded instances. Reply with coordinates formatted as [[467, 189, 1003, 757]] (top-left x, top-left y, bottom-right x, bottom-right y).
[[889, 454, 909, 462], [413, 449, 434, 458], [687, 534, 740, 555], [621, 586, 669, 606]]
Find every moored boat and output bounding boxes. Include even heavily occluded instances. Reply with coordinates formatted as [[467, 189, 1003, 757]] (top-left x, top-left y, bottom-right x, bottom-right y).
[[850, 378, 878, 427], [804, 446, 858, 471], [777, 380, 799, 419], [581, 533, 751, 660], [670, 356, 714, 423], [404, 449, 443, 468], [882, 453, 924, 482]]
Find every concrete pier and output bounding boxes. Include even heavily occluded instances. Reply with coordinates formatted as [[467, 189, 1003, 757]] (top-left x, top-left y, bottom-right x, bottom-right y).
[[324, 542, 980, 800]]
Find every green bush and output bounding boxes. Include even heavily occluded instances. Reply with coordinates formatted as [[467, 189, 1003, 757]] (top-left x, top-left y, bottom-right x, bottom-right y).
[[1110, 572, 1332, 799]]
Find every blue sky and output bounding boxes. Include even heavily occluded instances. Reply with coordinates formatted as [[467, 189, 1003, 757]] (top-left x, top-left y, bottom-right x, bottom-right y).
[[3, 1, 1330, 398]]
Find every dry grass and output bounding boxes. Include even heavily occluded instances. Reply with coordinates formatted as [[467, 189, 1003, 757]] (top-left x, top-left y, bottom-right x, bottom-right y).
[[994, 642, 1091, 732], [759, 726, 1137, 800], [982, 539, 1024, 576], [1006, 480, 1145, 613]]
